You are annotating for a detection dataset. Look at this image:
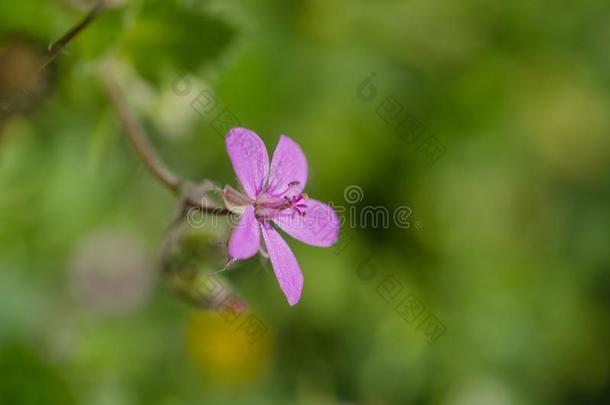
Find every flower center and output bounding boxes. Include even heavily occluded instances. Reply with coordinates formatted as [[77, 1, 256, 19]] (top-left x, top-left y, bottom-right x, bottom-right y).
[[254, 181, 308, 220]]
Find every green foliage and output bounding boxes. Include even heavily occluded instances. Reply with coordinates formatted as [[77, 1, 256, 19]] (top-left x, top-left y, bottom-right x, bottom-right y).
[[1, 0, 610, 404], [0, 344, 74, 405], [0, 2, 68, 40], [121, 0, 237, 83]]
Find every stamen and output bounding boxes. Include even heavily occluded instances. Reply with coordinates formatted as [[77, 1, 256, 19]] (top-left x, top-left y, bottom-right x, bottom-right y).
[[255, 185, 309, 220], [274, 181, 301, 197]]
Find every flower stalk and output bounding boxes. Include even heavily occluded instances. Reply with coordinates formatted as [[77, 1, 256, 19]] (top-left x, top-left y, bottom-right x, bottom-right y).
[[99, 67, 232, 217], [38, 0, 110, 75]]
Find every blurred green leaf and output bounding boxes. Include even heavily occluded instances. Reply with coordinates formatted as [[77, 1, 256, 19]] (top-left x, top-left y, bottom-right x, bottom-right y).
[[0, 2, 69, 40], [72, 7, 126, 61], [121, 0, 237, 84], [0, 344, 75, 405]]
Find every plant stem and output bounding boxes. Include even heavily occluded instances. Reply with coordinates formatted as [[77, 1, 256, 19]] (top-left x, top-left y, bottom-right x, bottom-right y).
[[1, 0, 109, 124], [100, 70, 182, 193], [100, 69, 232, 216], [37, 0, 109, 76]]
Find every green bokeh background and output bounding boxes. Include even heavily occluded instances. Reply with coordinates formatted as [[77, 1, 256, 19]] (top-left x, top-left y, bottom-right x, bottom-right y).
[[1, 0, 610, 404]]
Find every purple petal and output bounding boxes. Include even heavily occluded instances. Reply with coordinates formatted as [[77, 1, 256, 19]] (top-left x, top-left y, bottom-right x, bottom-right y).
[[261, 225, 303, 306], [267, 135, 308, 196], [226, 128, 269, 199], [272, 199, 340, 247], [228, 205, 260, 260]]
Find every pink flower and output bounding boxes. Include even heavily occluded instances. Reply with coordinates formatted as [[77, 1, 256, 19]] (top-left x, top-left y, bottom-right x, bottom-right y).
[[223, 128, 340, 305]]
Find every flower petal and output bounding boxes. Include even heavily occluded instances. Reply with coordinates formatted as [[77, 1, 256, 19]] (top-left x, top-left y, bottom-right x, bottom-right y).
[[226, 128, 269, 199], [261, 225, 303, 306], [272, 199, 340, 247], [228, 205, 260, 260], [267, 135, 307, 196]]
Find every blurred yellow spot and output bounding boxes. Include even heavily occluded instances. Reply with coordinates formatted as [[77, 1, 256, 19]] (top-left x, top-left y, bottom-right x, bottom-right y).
[[186, 311, 271, 387], [514, 62, 610, 181]]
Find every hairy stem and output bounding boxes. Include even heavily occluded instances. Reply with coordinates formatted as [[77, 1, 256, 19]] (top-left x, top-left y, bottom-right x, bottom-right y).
[[1, 0, 108, 123], [38, 0, 109, 75], [100, 68, 232, 216], [100, 70, 182, 193]]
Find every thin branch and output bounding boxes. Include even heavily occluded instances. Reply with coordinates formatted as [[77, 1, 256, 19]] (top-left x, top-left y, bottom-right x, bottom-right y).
[[100, 70, 182, 193], [37, 0, 109, 76], [183, 196, 232, 216], [100, 68, 233, 216], [1, 0, 109, 123]]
